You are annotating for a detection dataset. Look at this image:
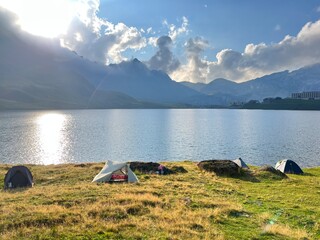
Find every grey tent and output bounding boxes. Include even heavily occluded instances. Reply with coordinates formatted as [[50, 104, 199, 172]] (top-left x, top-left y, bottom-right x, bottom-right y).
[[92, 161, 139, 183], [4, 166, 33, 189], [275, 159, 303, 174], [232, 158, 249, 169]]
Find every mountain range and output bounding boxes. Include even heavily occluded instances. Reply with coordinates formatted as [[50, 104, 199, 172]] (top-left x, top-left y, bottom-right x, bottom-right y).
[[1, 11, 320, 109], [181, 64, 320, 104]]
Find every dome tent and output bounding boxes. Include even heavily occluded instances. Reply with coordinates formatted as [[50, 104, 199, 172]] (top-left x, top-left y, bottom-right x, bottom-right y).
[[4, 166, 33, 189], [275, 159, 303, 174], [92, 161, 139, 183], [232, 157, 249, 169]]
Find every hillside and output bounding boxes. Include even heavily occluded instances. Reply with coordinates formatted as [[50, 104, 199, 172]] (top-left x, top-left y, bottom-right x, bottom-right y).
[[0, 162, 319, 239], [0, 8, 202, 109], [182, 64, 320, 104]]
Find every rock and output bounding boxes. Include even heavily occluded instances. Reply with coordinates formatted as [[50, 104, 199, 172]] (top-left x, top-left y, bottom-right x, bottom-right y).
[[198, 160, 241, 177], [257, 165, 288, 179]]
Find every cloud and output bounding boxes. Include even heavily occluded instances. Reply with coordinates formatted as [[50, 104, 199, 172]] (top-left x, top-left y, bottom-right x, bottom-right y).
[[60, 0, 146, 64], [146, 27, 153, 34], [317, 6, 320, 12], [170, 37, 210, 83], [274, 24, 281, 31], [146, 36, 180, 73], [172, 19, 320, 83], [163, 16, 189, 40], [0, 6, 18, 32], [0, 0, 146, 64]]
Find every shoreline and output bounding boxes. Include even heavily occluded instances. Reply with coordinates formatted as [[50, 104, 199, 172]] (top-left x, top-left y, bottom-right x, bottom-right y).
[[1, 161, 320, 169]]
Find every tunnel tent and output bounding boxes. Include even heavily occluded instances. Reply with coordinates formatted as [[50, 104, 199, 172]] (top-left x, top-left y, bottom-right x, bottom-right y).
[[4, 166, 33, 189], [92, 161, 139, 183], [232, 157, 249, 169], [275, 159, 303, 174]]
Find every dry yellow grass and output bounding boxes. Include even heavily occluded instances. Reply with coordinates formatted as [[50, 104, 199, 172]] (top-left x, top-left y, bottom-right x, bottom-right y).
[[0, 162, 319, 239], [263, 224, 309, 240]]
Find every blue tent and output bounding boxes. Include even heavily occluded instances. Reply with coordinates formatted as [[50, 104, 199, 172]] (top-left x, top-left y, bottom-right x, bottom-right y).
[[4, 166, 33, 189], [275, 159, 303, 174]]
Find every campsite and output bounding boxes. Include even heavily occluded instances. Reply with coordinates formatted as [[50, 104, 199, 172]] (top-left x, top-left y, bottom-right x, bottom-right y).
[[0, 161, 319, 239]]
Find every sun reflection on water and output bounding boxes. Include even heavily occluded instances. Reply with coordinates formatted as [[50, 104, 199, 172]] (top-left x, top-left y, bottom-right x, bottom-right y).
[[36, 113, 68, 165]]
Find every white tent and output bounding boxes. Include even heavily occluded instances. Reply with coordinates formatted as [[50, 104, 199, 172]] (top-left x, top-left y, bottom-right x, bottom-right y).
[[232, 158, 249, 169], [92, 161, 139, 183]]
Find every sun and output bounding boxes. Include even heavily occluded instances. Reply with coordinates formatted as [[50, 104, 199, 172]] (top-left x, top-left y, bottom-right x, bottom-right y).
[[0, 0, 78, 38]]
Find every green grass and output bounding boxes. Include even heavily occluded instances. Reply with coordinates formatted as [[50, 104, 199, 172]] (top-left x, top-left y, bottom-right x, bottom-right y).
[[0, 162, 319, 239]]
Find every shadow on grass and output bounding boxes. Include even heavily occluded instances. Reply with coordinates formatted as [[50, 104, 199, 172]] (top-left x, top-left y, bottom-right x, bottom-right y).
[[3, 186, 32, 193], [223, 169, 261, 183], [216, 168, 292, 183], [300, 172, 314, 176]]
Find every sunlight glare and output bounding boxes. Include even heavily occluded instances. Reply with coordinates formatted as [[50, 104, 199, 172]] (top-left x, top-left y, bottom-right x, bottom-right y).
[[37, 113, 68, 164], [0, 0, 78, 38]]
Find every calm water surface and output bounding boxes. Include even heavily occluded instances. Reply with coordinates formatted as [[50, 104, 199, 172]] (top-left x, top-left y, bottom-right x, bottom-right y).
[[0, 109, 319, 167]]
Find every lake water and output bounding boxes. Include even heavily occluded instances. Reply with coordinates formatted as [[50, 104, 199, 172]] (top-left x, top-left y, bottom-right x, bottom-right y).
[[0, 109, 320, 167]]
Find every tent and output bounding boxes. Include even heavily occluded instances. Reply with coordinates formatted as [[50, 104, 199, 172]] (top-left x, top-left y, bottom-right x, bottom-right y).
[[275, 159, 303, 174], [4, 166, 33, 189], [232, 158, 249, 169], [92, 161, 139, 183]]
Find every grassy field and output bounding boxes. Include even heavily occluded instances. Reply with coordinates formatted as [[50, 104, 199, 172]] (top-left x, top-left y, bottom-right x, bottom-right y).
[[0, 162, 319, 240]]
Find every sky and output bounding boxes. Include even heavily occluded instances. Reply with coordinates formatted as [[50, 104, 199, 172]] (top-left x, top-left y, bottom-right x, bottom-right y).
[[1, 0, 320, 83]]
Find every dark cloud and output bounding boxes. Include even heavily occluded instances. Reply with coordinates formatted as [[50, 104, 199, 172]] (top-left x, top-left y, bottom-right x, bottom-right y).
[[146, 36, 180, 73], [0, 7, 19, 33]]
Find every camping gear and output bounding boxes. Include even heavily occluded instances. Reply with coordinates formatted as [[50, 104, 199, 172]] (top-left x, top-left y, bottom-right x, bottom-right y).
[[92, 161, 139, 183], [232, 158, 249, 169], [4, 166, 33, 189], [129, 162, 173, 174], [275, 159, 303, 174]]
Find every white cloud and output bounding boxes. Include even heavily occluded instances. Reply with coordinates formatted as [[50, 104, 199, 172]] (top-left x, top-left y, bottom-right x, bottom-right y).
[[163, 16, 189, 41], [148, 36, 158, 47], [59, 0, 146, 64], [0, 0, 147, 64], [170, 37, 210, 83], [172, 19, 320, 83], [146, 27, 153, 34]]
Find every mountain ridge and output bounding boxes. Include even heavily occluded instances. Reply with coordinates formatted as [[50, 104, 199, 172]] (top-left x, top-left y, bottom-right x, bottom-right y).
[[1, 6, 320, 109], [181, 64, 320, 103]]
